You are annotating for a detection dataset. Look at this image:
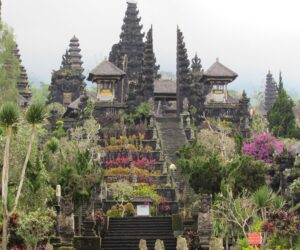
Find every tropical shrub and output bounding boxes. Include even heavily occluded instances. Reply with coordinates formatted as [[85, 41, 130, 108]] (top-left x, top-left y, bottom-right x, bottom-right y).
[[104, 157, 156, 169], [124, 203, 135, 217], [106, 205, 123, 218], [177, 141, 223, 196], [106, 203, 136, 217], [17, 209, 55, 250], [158, 197, 171, 215], [131, 186, 160, 203], [242, 133, 284, 163], [224, 155, 266, 195]]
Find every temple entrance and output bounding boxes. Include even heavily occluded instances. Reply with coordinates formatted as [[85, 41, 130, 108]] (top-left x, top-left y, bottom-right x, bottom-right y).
[[154, 79, 177, 117]]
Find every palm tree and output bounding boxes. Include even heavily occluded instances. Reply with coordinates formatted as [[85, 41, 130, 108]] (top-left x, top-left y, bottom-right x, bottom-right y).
[[0, 102, 19, 250], [12, 103, 47, 213], [253, 186, 286, 213]]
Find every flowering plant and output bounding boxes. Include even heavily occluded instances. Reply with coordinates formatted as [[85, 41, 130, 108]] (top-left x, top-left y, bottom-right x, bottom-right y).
[[158, 197, 171, 215], [242, 133, 284, 163], [104, 157, 156, 169]]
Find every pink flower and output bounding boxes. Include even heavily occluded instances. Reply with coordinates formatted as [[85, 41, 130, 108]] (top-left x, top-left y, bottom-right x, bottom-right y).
[[242, 133, 284, 163]]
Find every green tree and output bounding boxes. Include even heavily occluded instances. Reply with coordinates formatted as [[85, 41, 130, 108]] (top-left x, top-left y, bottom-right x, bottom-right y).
[[17, 209, 55, 250], [177, 141, 223, 196], [225, 155, 266, 195], [0, 23, 20, 105], [267, 73, 300, 138], [0, 102, 19, 250], [12, 103, 47, 213]]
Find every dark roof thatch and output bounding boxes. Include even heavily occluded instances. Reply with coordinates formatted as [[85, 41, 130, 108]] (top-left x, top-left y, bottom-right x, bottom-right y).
[[88, 60, 125, 81], [154, 79, 176, 94], [204, 59, 237, 78]]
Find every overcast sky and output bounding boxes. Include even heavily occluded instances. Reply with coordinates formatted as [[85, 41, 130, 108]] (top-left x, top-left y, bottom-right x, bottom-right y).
[[3, 0, 300, 97]]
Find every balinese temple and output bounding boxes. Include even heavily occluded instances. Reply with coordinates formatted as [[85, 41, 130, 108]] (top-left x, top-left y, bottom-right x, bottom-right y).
[[58, 1, 250, 133], [264, 70, 278, 113], [87, 60, 126, 125], [109, 1, 145, 83], [48, 36, 86, 107], [13, 44, 32, 107]]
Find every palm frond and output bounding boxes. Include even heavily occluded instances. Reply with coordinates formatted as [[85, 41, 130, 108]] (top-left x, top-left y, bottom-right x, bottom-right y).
[[0, 102, 19, 127], [25, 102, 47, 125]]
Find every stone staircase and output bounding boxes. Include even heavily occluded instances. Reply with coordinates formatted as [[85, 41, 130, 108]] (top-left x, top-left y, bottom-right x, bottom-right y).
[[155, 117, 194, 208], [102, 217, 176, 250], [155, 117, 188, 164]]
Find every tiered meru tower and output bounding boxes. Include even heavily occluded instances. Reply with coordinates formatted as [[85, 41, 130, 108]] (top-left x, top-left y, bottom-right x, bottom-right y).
[[176, 27, 191, 115], [13, 44, 32, 106], [139, 26, 160, 101], [109, 1, 145, 83], [264, 70, 278, 112], [48, 36, 86, 106]]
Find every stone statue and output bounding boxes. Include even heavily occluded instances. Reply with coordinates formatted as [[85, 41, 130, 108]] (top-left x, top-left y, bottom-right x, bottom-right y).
[[186, 116, 191, 128], [183, 97, 189, 113], [85, 201, 94, 221], [59, 194, 75, 246], [155, 139, 161, 150], [176, 236, 188, 250], [149, 117, 154, 128], [155, 239, 165, 250], [197, 194, 212, 250], [82, 201, 96, 237], [139, 239, 148, 250]]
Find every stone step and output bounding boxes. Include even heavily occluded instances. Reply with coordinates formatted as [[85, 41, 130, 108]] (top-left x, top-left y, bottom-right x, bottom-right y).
[[102, 217, 176, 250], [102, 238, 176, 250]]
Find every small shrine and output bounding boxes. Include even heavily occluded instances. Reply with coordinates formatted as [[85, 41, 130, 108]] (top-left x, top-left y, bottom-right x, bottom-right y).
[[87, 60, 126, 125], [201, 58, 238, 104], [87, 60, 126, 103]]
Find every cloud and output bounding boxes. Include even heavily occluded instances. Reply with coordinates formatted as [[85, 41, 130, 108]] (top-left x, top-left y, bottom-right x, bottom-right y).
[[3, 0, 300, 95]]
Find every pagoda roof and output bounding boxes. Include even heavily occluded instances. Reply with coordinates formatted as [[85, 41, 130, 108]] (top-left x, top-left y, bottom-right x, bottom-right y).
[[154, 79, 176, 94], [88, 60, 126, 81], [204, 59, 238, 79]]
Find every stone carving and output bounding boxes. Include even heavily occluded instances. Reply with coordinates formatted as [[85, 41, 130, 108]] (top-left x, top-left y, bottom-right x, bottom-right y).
[[154, 239, 165, 250], [186, 116, 191, 128], [197, 194, 212, 250], [155, 139, 161, 150], [149, 117, 154, 128], [183, 97, 189, 113], [82, 202, 96, 237], [153, 129, 157, 139], [176, 236, 188, 250], [59, 194, 75, 246], [139, 239, 148, 250]]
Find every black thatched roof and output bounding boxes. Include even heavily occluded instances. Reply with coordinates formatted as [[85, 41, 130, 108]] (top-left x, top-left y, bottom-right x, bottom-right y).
[[204, 59, 237, 78], [88, 60, 126, 81], [154, 79, 176, 94]]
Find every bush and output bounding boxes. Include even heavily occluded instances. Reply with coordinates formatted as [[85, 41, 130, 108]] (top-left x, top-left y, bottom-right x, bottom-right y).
[[131, 186, 160, 203], [242, 133, 284, 163], [225, 155, 266, 195], [45, 137, 60, 153], [106, 203, 136, 217], [106, 205, 123, 218], [124, 203, 135, 217], [17, 209, 56, 250]]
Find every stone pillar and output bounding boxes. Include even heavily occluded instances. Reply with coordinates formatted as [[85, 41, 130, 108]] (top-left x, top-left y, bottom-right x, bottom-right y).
[[197, 194, 212, 250], [59, 195, 75, 248], [74, 202, 101, 250]]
